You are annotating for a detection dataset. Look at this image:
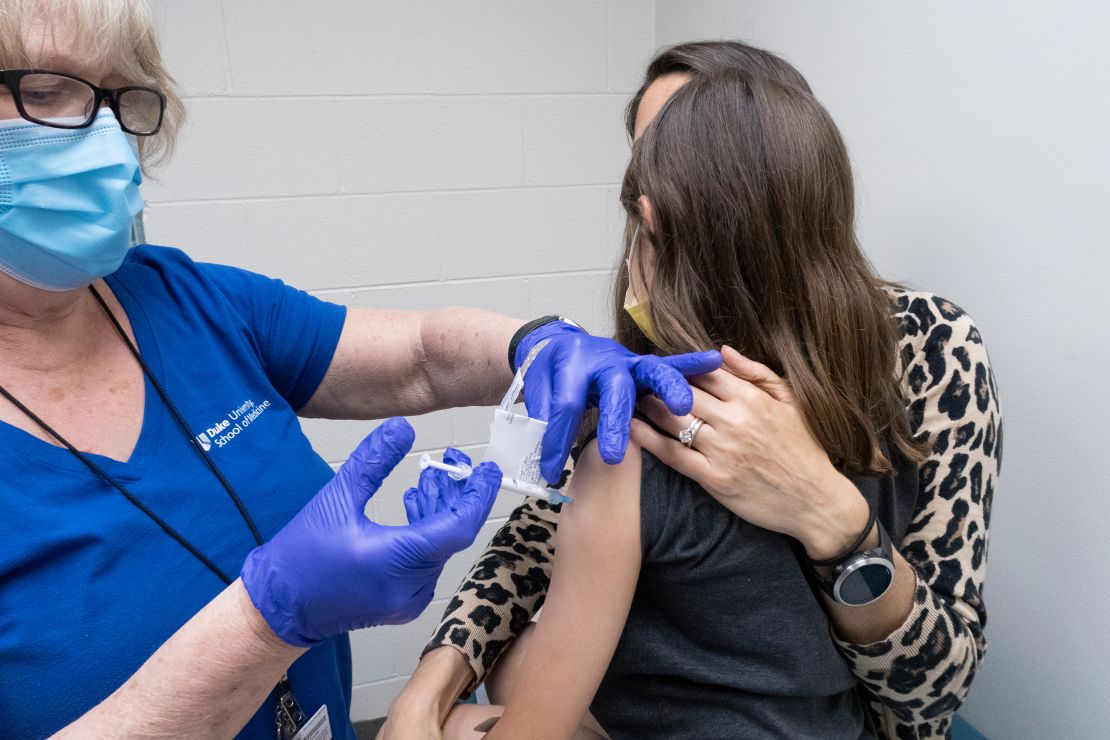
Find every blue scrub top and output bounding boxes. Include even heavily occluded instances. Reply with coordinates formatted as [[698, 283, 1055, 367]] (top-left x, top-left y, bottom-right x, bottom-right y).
[[0, 245, 356, 739]]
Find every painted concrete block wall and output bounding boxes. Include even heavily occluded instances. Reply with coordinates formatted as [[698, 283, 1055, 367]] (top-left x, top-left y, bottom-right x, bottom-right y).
[[147, 0, 654, 721], [656, 2, 1110, 737]]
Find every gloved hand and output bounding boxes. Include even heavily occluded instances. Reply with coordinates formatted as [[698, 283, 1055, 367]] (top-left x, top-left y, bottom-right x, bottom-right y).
[[515, 322, 722, 483], [402, 447, 475, 522], [241, 418, 503, 647]]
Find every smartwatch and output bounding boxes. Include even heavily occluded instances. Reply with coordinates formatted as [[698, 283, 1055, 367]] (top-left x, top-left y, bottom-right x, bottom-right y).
[[809, 518, 896, 607]]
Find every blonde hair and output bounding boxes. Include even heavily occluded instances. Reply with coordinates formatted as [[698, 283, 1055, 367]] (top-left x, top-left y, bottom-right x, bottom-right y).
[[0, 0, 185, 168]]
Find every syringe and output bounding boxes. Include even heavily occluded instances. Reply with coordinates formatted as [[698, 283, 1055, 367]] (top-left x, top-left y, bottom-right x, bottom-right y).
[[418, 453, 572, 505]]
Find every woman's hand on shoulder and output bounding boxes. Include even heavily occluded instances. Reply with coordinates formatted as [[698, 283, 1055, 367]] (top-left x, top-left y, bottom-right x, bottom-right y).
[[630, 346, 868, 561]]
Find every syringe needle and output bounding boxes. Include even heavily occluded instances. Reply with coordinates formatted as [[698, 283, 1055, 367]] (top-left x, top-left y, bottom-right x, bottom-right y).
[[419, 453, 571, 504]]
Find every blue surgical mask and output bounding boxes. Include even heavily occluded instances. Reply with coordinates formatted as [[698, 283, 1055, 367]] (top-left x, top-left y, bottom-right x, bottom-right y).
[[0, 108, 144, 291]]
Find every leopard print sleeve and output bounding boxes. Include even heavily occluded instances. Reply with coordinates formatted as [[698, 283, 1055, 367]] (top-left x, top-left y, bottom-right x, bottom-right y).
[[834, 289, 1002, 739], [423, 497, 560, 691]]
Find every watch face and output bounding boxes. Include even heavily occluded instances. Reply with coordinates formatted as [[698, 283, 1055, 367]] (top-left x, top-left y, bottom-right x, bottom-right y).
[[835, 558, 895, 606]]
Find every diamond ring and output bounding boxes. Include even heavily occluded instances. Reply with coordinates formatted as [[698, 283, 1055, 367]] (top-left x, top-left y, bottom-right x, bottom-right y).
[[678, 417, 704, 448]]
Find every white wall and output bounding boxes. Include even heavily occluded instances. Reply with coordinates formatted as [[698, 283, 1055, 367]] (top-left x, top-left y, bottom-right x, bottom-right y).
[[656, 1, 1110, 738], [147, 0, 654, 721]]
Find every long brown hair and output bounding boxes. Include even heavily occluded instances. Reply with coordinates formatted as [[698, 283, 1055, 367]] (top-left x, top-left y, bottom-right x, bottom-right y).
[[619, 56, 923, 474], [625, 40, 813, 136]]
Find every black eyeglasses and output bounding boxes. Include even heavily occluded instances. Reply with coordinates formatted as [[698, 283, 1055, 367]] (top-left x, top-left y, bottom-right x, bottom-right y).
[[0, 69, 166, 136]]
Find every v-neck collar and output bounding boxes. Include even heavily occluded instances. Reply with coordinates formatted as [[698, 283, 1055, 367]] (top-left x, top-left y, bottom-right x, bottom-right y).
[[0, 274, 166, 483]]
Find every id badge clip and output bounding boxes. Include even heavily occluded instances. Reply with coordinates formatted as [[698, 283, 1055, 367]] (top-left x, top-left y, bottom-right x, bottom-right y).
[[276, 676, 332, 740]]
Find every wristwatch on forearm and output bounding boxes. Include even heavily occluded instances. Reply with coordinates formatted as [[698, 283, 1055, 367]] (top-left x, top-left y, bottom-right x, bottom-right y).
[[507, 315, 583, 371], [806, 505, 896, 607]]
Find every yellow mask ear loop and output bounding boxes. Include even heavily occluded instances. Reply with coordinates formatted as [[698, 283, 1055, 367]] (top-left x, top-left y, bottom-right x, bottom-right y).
[[623, 224, 662, 345]]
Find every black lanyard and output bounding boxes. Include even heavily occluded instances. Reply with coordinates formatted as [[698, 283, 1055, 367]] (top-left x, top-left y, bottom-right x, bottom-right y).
[[0, 285, 263, 582], [0, 285, 307, 737]]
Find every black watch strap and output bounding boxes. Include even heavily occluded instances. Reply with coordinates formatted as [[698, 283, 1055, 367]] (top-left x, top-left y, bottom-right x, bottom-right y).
[[806, 501, 878, 568], [507, 315, 578, 371]]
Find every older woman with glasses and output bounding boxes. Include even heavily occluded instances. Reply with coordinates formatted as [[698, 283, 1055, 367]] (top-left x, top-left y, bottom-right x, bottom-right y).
[[0, 2, 719, 738]]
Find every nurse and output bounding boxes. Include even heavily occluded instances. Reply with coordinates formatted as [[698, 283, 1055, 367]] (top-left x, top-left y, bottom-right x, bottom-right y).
[[0, 2, 720, 738]]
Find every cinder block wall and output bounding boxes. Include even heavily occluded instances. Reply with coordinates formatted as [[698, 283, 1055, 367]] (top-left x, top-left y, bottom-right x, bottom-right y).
[[147, 0, 655, 720]]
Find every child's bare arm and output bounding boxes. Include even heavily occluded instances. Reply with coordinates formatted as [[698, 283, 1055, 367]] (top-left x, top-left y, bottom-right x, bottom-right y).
[[483, 441, 643, 740]]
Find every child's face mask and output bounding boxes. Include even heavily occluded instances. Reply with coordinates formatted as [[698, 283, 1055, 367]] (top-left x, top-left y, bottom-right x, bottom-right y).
[[623, 224, 661, 345]]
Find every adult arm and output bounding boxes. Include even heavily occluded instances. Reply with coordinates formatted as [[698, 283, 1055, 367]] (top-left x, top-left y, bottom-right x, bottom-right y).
[[300, 307, 521, 419], [301, 308, 721, 483], [59, 419, 503, 739], [200, 258, 719, 478], [198, 261, 518, 418], [54, 580, 305, 739], [830, 293, 999, 735], [485, 441, 641, 740]]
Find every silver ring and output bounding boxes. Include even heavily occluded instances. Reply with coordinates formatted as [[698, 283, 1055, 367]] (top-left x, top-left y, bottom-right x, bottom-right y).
[[678, 417, 704, 448]]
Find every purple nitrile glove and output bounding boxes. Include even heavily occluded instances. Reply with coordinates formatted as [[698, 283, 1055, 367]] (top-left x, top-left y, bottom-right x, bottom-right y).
[[240, 418, 502, 647], [403, 447, 473, 522], [515, 322, 722, 484]]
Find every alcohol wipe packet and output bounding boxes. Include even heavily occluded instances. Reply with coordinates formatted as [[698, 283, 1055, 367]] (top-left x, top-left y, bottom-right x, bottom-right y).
[[482, 341, 570, 505]]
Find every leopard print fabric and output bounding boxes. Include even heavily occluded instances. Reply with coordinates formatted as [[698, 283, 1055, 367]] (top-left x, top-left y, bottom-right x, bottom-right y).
[[424, 289, 1001, 739]]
